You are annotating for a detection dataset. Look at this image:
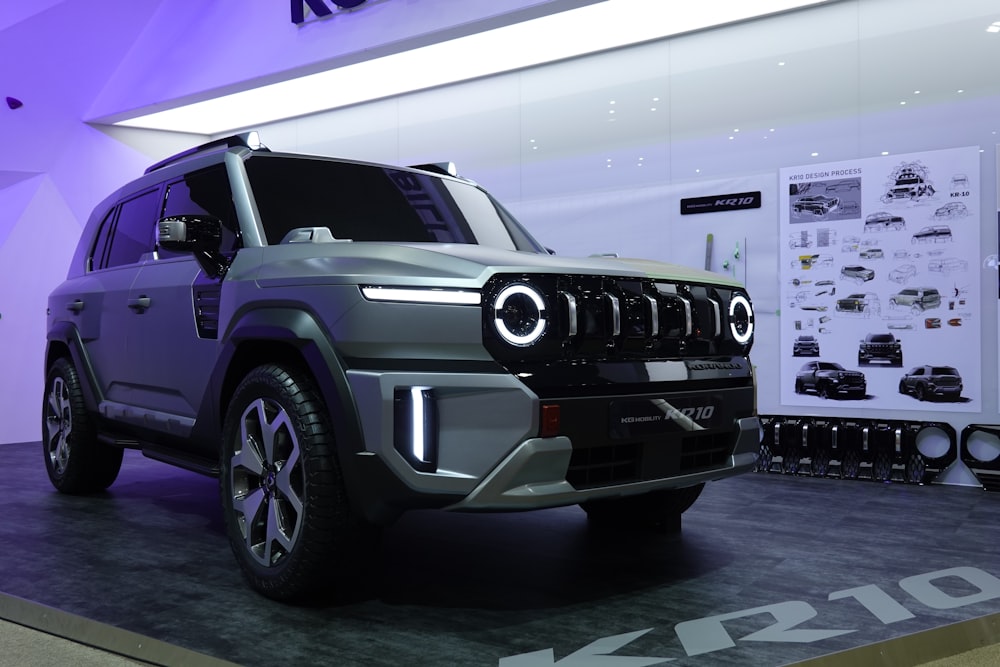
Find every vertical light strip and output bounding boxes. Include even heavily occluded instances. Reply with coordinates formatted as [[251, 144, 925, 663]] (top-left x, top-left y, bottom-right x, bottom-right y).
[[411, 386, 428, 463]]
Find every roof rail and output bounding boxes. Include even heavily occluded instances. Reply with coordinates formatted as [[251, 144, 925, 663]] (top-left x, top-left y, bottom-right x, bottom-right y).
[[144, 131, 269, 174], [409, 162, 458, 177]]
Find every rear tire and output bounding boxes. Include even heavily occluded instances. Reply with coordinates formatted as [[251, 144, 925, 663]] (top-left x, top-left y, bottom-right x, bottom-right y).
[[220, 363, 377, 602], [581, 484, 704, 532], [42, 357, 123, 494]]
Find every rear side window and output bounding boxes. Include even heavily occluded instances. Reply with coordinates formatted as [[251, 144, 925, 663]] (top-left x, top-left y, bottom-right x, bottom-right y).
[[103, 189, 161, 269], [87, 208, 116, 272]]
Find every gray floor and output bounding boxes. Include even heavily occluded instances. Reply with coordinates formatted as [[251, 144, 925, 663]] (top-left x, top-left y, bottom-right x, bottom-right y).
[[1, 441, 998, 666]]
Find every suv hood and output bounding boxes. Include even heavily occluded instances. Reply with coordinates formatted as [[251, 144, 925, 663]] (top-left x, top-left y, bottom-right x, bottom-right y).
[[253, 242, 744, 289]]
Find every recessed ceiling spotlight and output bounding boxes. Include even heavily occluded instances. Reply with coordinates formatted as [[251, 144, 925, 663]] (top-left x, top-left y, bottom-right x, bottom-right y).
[[769, 128, 775, 132], [729, 136, 735, 140], [987, 22, 1000, 32], [958, 89, 965, 93], [734, 128, 740, 133], [695, 168, 701, 173], [650, 107, 657, 111], [900, 101, 907, 105], [881, 151, 889, 156], [652, 97, 660, 102], [810, 152, 819, 157], [609, 100, 616, 105], [777, 61, 786, 66]]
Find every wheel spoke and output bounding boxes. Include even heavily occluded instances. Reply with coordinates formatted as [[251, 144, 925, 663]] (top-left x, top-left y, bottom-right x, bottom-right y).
[[268, 498, 297, 553], [260, 406, 293, 466], [233, 486, 268, 562], [275, 457, 302, 515], [233, 399, 267, 476], [45, 378, 72, 474]]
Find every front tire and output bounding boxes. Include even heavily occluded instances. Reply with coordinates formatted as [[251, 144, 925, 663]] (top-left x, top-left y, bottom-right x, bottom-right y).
[[221, 363, 374, 602], [42, 357, 123, 494]]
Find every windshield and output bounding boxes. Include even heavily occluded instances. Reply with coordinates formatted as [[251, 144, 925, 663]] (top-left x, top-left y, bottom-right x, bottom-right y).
[[245, 155, 546, 252]]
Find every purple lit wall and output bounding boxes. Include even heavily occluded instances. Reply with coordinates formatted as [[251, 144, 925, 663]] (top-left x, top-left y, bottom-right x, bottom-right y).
[[0, 1, 186, 444], [0, 0, 598, 444]]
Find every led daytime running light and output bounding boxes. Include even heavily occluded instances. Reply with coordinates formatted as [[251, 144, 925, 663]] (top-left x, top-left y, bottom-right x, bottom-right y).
[[493, 284, 547, 346], [729, 294, 754, 344], [361, 286, 481, 305]]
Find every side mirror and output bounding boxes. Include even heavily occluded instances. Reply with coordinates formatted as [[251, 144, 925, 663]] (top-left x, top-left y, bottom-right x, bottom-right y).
[[158, 215, 229, 278]]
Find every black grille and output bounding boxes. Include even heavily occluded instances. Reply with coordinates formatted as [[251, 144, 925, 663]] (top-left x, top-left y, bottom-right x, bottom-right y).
[[567, 443, 641, 488], [194, 287, 221, 339], [482, 273, 752, 364], [679, 432, 732, 471], [566, 431, 734, 490]]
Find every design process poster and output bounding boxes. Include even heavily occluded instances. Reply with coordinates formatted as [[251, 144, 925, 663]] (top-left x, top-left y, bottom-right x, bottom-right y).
[[779, 146, 980, 411]]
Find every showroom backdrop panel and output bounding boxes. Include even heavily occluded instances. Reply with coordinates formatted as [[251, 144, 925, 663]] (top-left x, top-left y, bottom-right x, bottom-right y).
[[779, 146, 982, 412]]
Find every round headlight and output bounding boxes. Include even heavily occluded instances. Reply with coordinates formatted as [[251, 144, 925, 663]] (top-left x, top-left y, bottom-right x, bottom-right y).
[[729, 294, 754, 344], [494, 284, 547, 346]]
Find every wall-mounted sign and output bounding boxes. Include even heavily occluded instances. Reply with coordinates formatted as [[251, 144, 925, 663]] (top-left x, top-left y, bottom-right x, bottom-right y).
[[680, 191, 762, 215], [292, 0, 368, 25]]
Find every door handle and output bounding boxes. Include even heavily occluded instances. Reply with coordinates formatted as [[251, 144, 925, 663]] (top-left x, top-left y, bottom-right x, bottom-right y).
[[66, 300, 84, 313], [127, 296, 151, 312]]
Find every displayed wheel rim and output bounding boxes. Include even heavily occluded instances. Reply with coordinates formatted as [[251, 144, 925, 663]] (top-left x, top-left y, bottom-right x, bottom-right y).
[[44, 376, 72, 476], [230, 398, 304, 568]]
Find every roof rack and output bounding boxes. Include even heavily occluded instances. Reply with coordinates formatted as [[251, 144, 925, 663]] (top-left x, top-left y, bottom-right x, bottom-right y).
[[409, 162, 458, 177], [144, 131, 269, 174]]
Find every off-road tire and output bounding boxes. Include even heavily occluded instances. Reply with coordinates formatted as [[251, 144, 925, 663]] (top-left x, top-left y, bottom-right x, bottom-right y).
[[220, 363, 376, 603], [42, 357, 123, 494]]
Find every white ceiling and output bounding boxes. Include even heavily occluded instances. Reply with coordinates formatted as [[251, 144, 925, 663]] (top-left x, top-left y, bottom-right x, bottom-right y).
[[112, 0, 835, 135]]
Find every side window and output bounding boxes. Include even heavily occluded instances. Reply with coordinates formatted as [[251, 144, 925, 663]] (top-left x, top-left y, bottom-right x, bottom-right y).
[[161, 164, 239, 255], [87, 208, 117, 272], [104, 189, 161, 269]]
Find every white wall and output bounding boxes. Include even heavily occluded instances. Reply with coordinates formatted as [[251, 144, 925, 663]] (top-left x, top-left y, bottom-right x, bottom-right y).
[[4, 0, 1000, 447], [245, 0, 1000, 439]]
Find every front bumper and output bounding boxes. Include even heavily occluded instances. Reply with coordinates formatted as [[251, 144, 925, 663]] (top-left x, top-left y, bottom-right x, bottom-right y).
[[448, 417, 759, 511], [345, 361, 757, 515]]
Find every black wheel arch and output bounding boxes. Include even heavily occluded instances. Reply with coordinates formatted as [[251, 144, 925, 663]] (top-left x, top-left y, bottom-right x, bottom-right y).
[[211, 307, 416, 525], [214, 307, 364, 457], [45, 322, 103, 414]]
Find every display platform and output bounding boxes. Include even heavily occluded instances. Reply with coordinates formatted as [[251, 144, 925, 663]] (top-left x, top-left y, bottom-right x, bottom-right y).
[[1, 440, 997, 666]]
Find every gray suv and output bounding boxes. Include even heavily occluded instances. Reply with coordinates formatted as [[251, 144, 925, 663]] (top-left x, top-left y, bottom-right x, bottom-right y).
[[43, 134, 758, 601]]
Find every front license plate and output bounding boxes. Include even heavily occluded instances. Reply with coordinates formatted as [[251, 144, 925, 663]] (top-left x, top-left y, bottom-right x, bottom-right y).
[[609, 397, 721, 440]]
